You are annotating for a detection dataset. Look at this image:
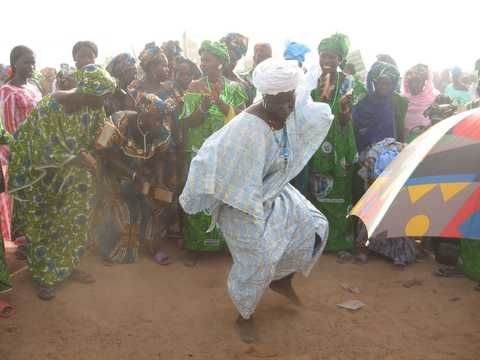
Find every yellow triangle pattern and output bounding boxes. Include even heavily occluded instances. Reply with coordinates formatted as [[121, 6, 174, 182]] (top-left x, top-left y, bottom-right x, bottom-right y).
[[439, 182, 470, 202], [407, 184, 437, 204]]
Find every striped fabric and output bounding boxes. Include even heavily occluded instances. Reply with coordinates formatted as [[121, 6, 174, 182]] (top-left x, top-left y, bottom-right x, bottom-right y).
[[0, 82, 42, 244], [180, 97, 333, 319]]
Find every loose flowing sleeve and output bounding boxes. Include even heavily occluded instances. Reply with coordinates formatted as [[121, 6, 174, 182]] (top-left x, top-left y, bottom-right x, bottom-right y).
[[180, 113, 267, 219]]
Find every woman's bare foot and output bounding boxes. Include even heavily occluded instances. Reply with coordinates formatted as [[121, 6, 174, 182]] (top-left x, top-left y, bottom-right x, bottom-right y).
[[269, 274, 302, 306], [235, 316, 256, 343]]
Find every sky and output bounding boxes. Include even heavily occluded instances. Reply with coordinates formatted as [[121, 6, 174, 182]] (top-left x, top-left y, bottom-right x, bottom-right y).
[[1, 0, 479, 74]]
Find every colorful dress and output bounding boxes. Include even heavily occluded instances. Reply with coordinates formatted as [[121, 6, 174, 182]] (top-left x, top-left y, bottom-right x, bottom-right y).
[[96, 111, 172, 263], [444, 84, 473, 106], [0, 82, 42, 245], [180, 78, 247, 251], [307, 72, 358, 252], [8, 96, 106, 286], [0, 122, 13, 293]]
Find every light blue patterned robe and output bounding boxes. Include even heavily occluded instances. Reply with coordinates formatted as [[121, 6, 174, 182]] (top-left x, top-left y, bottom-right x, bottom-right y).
[[180, 90, 333, 319]]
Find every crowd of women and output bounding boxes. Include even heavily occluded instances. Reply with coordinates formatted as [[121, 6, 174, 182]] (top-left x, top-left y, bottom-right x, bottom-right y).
[[0, 33, 479, 320]]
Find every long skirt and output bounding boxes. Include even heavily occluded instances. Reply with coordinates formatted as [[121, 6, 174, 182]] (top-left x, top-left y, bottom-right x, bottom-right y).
[[368, 236, 417, 265], [21, 167, 95, 286]]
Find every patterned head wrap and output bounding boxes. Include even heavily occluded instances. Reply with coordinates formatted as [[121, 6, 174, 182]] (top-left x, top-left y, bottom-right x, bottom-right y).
[[133, 91, 168, 115], [367, 61, 400, 95], [106, 53, 136, 79], [283, 41, 310, 64], [161, 41, 182, 59], [220, 33, 249, 60], [75, 64, 116, 96], [404, 64, 429, 84], [317, 33, 350, 60], [199, 40, 230, 65], [139, 42, 166, 71], [253, 58, 302, 96], [376, 54, 397, 67]]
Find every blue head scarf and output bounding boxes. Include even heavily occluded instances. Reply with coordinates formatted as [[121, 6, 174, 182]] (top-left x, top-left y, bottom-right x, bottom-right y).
[[283, 42, 310, 64], [352, 61, 400, 152]]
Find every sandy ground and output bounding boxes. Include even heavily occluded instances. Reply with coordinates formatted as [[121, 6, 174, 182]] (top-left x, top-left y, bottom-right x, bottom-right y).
[[1, 243, 479, 360]]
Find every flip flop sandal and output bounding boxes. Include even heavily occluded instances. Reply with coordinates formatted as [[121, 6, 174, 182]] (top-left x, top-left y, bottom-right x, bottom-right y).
[[70, 270, 96, 284], [37, 286, 56, 301], [435, 267, 465, 278], [153, 251, 172, 265], [0, 300, 14, 318]]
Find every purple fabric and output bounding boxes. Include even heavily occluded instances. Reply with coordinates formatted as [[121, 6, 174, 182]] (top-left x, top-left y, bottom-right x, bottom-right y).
[[352, 94, 395, 153], [352, 63, 397, 152]]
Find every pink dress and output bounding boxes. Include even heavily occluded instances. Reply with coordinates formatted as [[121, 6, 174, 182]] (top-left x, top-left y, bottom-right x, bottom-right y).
[[0, 82, 42, 244], [403, 72, 439, 134]]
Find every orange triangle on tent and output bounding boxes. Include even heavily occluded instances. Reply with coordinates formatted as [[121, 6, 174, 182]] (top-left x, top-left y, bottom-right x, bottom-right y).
[[407, 184, 437, 204], [439, 183, 470, 202]]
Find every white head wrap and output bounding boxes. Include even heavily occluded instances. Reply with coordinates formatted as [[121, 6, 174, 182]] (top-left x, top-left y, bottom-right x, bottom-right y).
[[252, 58, 303, 96]]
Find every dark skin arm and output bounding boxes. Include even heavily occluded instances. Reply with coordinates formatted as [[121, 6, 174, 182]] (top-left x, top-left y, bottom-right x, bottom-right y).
[[183, 79, 245, 128], [182, 79, 212, 129], [338, 91, 353, 126]]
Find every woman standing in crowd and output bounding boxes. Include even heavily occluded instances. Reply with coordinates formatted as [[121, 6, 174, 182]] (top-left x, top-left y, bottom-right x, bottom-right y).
[[96, 93, 174, 265], [180, 40, 247, 265], [305, 33, 357, 252], [0, 46, 42, 254], [161, 40, 183, 80], [128, 42, 182, 122], [220, 33, 251, 104], [128, 42, 184, 249], [105, 53, 137, 115], [352, 61, 407, 153], [352, 61, 416, 267], [0, 121, 13, 317], [174, 57, 201, 96], [72, 41, 98, 69], [402, 64, 438, 142], [241, 43, 272, 103], [444, 67, 473, 106], [8, 65, 115, 300]]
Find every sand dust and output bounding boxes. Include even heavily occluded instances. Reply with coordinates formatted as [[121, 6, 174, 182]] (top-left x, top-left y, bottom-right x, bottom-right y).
[[1, 243, 479, 360]]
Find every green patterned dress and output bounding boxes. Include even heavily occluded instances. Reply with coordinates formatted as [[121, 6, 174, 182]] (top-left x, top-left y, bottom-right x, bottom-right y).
[[0, 123, 13, 293], [308, 73, 358, 252], [9, 96, 107, 286], [180, 78, 247, 251]]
